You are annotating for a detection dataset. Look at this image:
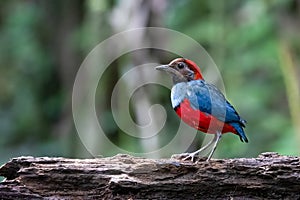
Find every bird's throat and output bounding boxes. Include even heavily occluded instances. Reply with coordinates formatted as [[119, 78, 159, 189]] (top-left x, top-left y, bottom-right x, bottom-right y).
[[172, 75, 188, 84]]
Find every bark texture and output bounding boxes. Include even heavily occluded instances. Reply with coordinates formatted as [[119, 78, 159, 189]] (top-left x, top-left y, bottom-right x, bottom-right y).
[[0, 152, 299, 199]]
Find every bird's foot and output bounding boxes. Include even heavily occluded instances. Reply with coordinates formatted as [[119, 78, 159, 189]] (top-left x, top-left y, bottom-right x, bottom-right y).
[[171, 152, 199, 162], [171, 152, 207, 163], [182, 152, 199, 162], [171, 153, 190, 160]]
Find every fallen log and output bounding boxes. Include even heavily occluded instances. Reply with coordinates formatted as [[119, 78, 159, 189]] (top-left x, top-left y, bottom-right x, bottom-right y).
[[0, 152, 299, 199]]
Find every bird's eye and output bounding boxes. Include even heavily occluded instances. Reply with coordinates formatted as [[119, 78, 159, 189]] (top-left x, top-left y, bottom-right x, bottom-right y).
[[177, 63, 185, 69]]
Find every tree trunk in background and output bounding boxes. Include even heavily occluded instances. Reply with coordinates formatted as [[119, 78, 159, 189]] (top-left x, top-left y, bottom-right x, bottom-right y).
[[109, 0, 170, 156], [42, 0, 86, 156], [0, 152, 300, 199]]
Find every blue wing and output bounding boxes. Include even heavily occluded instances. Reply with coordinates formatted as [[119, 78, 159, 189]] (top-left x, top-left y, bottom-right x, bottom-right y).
[[171, 80, 248, 142], [186, 80, 246, 126], [187, 80, 248, 142]]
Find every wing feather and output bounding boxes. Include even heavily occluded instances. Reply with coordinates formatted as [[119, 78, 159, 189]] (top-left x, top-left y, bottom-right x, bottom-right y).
[[186, 80, 243, 125]]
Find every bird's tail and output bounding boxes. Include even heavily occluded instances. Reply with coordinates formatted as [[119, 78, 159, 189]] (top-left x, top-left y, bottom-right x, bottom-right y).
[[230, 123, 248, 143]]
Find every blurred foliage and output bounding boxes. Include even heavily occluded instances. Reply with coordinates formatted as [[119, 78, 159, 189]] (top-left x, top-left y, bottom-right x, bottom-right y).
[[0, 0, 300, 175]]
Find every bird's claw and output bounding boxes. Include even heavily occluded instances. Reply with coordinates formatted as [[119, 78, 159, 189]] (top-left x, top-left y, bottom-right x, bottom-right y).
[[172, 153, 195, 161], [172, 152, 208, 163], [182, 152, 198, 162]]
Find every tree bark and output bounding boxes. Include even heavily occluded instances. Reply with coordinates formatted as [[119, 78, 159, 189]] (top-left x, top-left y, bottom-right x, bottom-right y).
[[0, 152, 299, 199]]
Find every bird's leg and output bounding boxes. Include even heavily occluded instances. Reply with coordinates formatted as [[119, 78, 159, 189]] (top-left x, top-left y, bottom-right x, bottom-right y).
[[206, 131, 222, 161], [182, 134, 217, 162]]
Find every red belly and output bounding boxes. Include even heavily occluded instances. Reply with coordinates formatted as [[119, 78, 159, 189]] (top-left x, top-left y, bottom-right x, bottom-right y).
[[175, 99, 237, 134]]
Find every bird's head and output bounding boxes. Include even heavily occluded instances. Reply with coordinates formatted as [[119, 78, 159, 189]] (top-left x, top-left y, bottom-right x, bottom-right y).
[[155, 58, 203, 84]]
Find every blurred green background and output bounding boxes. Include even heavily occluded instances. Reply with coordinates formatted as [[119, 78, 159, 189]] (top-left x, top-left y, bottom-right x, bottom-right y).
[[0, 0, 300, 172]]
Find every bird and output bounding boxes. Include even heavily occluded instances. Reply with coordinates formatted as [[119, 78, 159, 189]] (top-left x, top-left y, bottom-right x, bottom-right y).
[[156, 58, 248, 161]]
